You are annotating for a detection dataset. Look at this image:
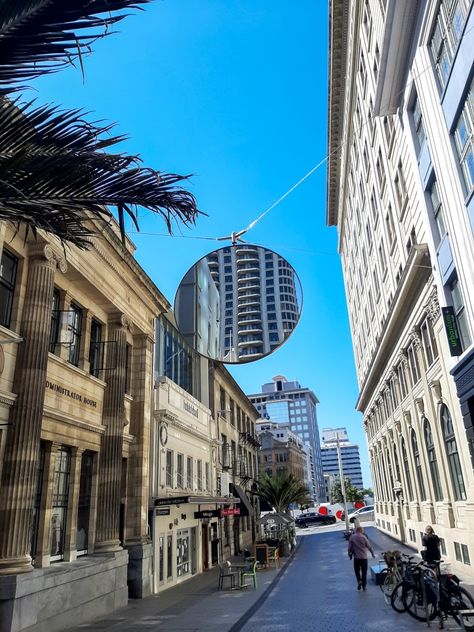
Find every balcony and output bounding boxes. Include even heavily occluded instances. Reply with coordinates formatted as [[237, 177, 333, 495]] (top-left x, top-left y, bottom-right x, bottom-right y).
[[237, 264, 259, 274], [237, 315, 262, 326], [238, 337, 263, 347], [237, 273, 259, 284]]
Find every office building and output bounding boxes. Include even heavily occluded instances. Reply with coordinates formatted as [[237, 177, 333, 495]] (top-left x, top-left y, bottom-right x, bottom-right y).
[[327, 0, 474, 577], [206, 244, 301, 362], [256, 420, 308, 485], [321, 427, 364, 489], [247, 376, 325, 502]]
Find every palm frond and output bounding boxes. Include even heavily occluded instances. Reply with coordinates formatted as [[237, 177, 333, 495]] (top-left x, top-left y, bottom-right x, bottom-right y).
[[0, 0, 150, 92], [257, 472, 310, 513], [0, 98, 202, 248]]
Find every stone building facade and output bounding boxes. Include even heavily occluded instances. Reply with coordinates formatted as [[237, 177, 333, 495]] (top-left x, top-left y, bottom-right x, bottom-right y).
[[208, 362, 260, 557], [0, 221, 167, 631], [327, 0, 474, 578], [256, 421, 307, 483]]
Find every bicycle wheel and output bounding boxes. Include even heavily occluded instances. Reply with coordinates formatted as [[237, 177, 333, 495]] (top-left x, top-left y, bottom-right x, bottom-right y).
[[403, 585, 437, 622], [450, 586, 474, 631], [378, 568, 389, 592], [390, 581, 407, 613], [382, 571, 398, 605]]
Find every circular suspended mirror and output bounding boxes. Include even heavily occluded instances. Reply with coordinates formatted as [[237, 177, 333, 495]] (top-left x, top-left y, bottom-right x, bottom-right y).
[[173, 244, 303, 364]]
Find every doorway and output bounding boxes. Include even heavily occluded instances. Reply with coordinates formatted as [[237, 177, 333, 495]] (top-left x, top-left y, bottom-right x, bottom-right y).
[[201, 523, 209, 570]]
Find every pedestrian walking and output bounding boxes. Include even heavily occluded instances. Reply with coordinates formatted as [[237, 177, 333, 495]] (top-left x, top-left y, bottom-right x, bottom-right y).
[[421, 525, 441, 564], [348, 526, 375, 591]]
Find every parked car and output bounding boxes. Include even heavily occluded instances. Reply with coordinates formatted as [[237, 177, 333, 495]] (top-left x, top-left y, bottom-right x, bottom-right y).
[[348, 505, 375, 524], [295, 512, 337, 528]]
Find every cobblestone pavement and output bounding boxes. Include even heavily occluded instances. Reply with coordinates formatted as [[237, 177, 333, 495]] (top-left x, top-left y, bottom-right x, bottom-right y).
[[238, 527, 467, 632]]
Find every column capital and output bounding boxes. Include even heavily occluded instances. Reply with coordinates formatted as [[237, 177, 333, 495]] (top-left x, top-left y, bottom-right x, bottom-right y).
[[29, 243, 67, 273]]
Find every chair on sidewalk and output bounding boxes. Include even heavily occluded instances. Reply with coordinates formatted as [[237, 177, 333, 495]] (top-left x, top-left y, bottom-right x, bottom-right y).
[[218, 563, 237, 590], [269, 547, 280, 569], [240, 561, 258, 590]]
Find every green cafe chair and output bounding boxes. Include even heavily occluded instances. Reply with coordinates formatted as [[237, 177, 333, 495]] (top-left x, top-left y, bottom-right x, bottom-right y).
[[241, 561, 258, 590]]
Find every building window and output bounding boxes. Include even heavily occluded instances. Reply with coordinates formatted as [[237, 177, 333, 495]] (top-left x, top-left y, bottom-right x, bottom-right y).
[[378, 240, 387, 277], [167, 534, 173, 578], [397, 362, 408, 399], [430, 1, 469, 90], [401, 438, 413, 501], [412, 93, 426, 152], [205, 462, 210, 492], [77, 451, 94, 555], [407, 343, 421, 385], [49, 288, 61, 354], [376, 148, 386, 192], [424, 418, 443, 502], [449, 277, 472, 351], [67, 303, 82, 366], [166, 450, 174, 488], [31, 442, 46, 560], [0, 248, 18, 328], [453, 78, 474, 195], [420, 317, 439, 367], [385, 205, 396, 249], [412, 430, 426, 501], [51, 446, 71, 561], [429, 179, 447, 244], [394, 161, 408, 213], [441, 404, 466, 501], [187, 457, 193, 490], [89, 319, 103, 378], [177, 454, 184, 489]]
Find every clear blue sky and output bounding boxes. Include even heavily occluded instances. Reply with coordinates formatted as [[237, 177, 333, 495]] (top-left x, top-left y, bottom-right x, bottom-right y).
[[34, 0, 371, 487]]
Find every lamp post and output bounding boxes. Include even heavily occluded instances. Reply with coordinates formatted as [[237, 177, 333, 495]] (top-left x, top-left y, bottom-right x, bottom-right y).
[[393, 480, 405, 542], [337, 433, 351, 539]]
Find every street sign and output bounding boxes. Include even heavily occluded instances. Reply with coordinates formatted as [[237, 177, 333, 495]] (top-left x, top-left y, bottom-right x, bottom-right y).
[[155, 507, 170, 516], [154, 496, 189, 506], [442, 306, 463, 356], [194, 510, 220, 519], [220, 507, 240, 517]]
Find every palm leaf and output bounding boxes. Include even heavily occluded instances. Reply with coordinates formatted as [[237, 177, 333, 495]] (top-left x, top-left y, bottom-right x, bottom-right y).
[[257, 472, 310, 514], [0, 0, 150, 92], [0, 98, 202, 248]]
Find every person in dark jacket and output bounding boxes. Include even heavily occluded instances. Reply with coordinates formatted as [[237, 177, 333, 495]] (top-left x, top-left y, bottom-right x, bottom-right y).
[[422, 525, 441, 564], [348, 526, 375, 591]]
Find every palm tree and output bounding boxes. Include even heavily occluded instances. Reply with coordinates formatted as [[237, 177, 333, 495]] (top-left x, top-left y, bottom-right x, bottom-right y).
[[257, 472, 310, 514], [0, 0, 201, 247]]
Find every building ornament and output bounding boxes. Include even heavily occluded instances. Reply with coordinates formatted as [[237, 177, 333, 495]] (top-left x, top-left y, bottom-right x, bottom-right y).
[[403, 410, 412, 427], [426, 287, 441, 322], [429, 379, 442, 402], [409, 327, 422, 351], [415, 397, 425, 417]]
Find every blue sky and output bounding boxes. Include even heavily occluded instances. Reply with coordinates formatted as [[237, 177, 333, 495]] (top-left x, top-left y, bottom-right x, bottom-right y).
[[34, 0, 371, 486]]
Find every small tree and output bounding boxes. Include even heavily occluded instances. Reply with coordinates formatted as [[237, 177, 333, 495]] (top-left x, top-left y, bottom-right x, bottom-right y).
[[257, 472, 310, 514], [331, 477, 364, 503]]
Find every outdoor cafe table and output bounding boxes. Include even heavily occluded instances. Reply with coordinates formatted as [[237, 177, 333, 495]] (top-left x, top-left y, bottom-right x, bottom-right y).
[[228, 562, 251, 588]]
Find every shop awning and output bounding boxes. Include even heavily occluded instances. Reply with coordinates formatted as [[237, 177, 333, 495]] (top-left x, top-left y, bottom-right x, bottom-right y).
[[230, 483, 253, 517]]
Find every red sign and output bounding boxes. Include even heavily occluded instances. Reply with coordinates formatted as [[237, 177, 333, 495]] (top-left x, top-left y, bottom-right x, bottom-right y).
[[220, 507, 241, 517], [319, 506, 328, 515], [354, 501, 365, 510]]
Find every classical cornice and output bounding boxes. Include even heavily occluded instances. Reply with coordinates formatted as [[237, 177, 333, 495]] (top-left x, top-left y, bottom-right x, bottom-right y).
[[326, 0, 351, 228]]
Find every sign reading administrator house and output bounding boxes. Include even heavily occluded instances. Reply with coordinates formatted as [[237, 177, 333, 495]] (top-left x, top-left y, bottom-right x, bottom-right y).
[[45, 380, 98, 408]]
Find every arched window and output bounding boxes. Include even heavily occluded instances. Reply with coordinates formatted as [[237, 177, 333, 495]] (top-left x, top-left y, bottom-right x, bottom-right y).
[[386, 449, 395, 499], [441, 404, 466, 501], [411, 430, 426, 501], [401, 438, 413, 501], [423, 418, 443, 501]]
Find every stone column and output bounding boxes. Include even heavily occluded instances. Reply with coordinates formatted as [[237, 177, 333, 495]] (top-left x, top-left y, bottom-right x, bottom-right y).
[[94, 315, 128, 552], [124, 333, 154, 597], [0, 244, 66, 574]]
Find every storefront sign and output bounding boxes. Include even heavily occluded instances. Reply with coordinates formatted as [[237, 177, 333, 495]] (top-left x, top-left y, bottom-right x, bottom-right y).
[[155, 496, 189, 507], [442, 306, 463, 356], [45, 380, 98, 408], [155, 507, 170, 516], [194, 510, 220, 519], [220, 507, 240, 517]]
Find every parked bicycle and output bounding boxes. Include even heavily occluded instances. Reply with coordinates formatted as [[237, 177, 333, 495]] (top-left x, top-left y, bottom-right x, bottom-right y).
[[379, 550, 410, 605], [390, 559, 474, 630]]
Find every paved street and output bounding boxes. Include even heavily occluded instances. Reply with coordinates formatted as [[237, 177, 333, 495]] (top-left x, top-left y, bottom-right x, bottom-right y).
[[67, 525, 472, 632], [239, 526, 460, 632]]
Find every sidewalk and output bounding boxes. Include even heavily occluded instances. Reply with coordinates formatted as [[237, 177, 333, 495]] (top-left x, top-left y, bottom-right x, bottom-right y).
[[69, 555, 293, 632]]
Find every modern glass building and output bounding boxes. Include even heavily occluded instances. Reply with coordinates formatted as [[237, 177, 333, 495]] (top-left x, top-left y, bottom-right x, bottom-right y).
[[247, 375, 325, 502], [320, 427, 364, 490]]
